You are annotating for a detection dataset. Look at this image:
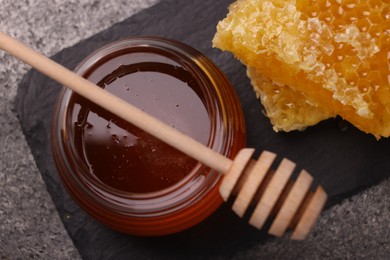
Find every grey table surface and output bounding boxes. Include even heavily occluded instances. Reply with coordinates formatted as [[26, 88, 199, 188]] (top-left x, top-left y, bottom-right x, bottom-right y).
[[1, 0, 390, 259]]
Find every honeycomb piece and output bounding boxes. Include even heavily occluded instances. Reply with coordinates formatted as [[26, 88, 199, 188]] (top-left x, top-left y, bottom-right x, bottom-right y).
[[247, 66, 335, 132], [213, 0, 390, 138]]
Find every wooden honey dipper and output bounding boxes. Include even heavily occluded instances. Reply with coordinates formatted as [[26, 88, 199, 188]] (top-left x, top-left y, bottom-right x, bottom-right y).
[[0, 31, 327, 240]]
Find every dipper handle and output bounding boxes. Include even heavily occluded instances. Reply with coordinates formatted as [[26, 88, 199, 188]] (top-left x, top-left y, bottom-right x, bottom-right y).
[[220, 149, 327, 239], [0, 31, 327, 239], [0, 31, 232, 174]]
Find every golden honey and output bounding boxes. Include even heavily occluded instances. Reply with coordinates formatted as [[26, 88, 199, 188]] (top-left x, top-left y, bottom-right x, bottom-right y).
[[213, 0, 390, 138]]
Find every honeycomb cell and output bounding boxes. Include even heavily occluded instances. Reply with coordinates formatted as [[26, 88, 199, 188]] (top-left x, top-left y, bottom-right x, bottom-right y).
[[332, 18, 347, 31], [334, 61, 357, 78], [369, 9, 383, 23], [357, 78, 369, 91], [369, 0, 382, 8], [369, 56, 382, 71], [345, 71, 358, 86], [320, 55, 334, 69], [344, 56, 360, 69], [376, 85, 390, 104], [355, 19, 371, 32], [367, 71, 383, 88], [343, 11, 358, 23], [355, 4, 372, 19], [330, 5, 344, 18], [381, 33, 390, 46], [318, 0, 331, 10], [369, 24, 382, 38], [382, 6, 390, 20], [356, 63, 370, 78], [307, 5, 320, 17], [332, 45, 355, 63], [318, 11, 334, 23]]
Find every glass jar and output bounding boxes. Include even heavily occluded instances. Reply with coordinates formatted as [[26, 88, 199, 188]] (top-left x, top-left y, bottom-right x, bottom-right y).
[[51, 37, 246, 236]]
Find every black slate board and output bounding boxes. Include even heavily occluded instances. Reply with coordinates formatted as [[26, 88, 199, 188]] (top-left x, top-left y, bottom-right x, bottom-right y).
[[15, 0, 390, 259]]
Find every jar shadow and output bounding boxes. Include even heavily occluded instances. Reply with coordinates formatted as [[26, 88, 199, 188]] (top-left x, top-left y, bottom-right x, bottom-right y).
[[124, 204, 269, 258]]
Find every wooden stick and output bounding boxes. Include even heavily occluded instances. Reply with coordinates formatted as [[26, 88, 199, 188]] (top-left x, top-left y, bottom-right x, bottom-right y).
[[0, 31, 232, 174], [0, 32, 327, 239]]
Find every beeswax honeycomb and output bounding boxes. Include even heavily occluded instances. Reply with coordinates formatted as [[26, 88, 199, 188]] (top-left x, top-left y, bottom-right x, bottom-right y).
[[247, 66, 335, 131], [213, 0, 390, 138]]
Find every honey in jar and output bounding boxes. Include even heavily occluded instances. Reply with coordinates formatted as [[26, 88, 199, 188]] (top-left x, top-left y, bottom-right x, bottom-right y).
[[51, 37, 246, 236]]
